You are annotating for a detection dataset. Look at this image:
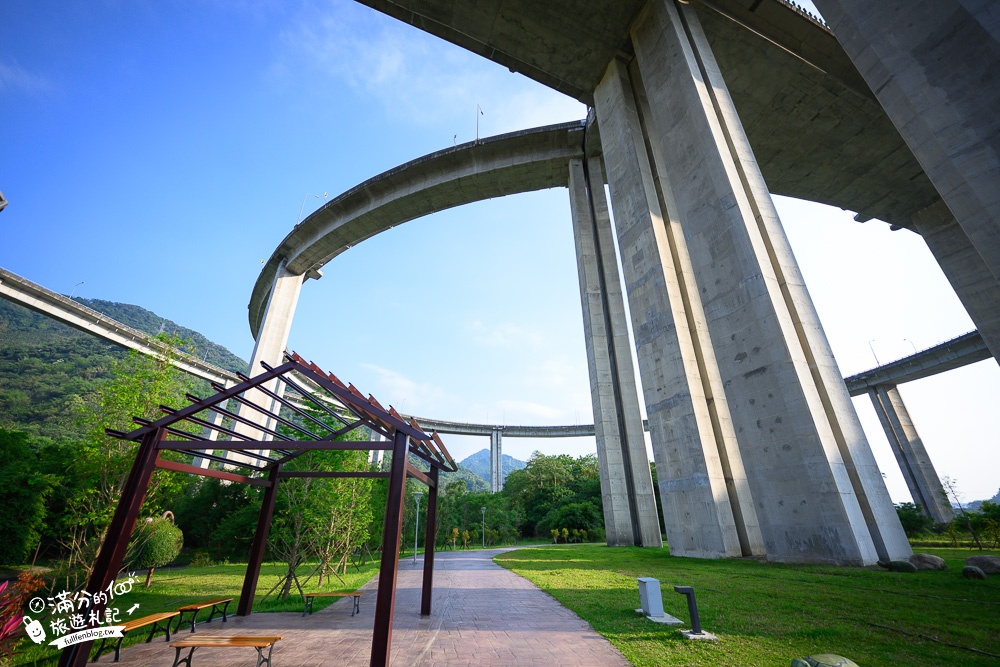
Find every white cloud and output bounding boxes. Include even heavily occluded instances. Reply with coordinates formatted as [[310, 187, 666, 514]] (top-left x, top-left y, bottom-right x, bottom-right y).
[[359, 362, 452, 415], [496, 399, 565, 422], [465, 319, 544, 349], [269, 1, 585, 133], [0, 60, 52, 95]]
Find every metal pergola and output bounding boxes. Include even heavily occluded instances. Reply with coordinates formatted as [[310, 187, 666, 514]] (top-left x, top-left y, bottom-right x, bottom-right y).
[[59, 352, 457, 667]]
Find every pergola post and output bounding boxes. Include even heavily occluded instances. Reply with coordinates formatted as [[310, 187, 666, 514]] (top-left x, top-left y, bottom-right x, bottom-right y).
[[370, 428, 409, 667], [420, 466, 439, 616], [58, 428, 165, 667], [237, 464, 283, 616]]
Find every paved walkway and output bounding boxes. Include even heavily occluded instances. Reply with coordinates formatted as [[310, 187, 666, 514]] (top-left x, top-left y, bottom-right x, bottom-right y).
[[106, 548, 631, 666]]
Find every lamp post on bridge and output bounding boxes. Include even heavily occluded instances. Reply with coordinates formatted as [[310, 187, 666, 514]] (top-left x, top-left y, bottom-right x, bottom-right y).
[[296, 192, 328, 224], [413, 492, 423, 565]]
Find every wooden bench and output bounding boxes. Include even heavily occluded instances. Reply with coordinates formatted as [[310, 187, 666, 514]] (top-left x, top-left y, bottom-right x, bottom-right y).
[[302, 591, 363, 617], [174, 597, 232, 633], [92, 611, 179, 663], [169, 635, 282, 667]]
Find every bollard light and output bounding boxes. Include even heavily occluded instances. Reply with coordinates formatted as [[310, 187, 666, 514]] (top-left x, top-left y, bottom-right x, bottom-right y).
[[673, 586, 702, 635]]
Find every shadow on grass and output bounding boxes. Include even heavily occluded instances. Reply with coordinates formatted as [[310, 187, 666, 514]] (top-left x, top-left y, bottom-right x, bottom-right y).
[[497, 544, 1000, 667]]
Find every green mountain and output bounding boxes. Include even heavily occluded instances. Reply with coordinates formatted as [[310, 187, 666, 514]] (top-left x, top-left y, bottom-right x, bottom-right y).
[[0, 298, 247, 439], [439, 465, 490, 494], [966, 488, 1000, 512], [74, 298, 247, 373], [458, 448, 527, 485]]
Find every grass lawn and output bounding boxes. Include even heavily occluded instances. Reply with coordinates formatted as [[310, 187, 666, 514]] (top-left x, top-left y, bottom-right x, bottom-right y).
[[496, 544, 1000, 667], [13, 560, 379, 666]]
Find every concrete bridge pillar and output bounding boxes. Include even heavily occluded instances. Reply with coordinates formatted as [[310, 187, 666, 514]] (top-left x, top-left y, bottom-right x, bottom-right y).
[[231, 261, 306, 461], [813, 0, 1000, 290], [490, 427, 503, 493], [596, 0, 909, 563], [191, 387, 232, 469], [869, 386, 954, 524], [594, 54, 761, 559], [911, 201, 1000, 363], [568, 156, 662, 547], [369, 429, 385, 470]]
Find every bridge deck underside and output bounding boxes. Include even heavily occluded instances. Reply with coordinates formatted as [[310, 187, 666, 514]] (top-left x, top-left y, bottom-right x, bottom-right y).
[[355, 0, 939, 228]]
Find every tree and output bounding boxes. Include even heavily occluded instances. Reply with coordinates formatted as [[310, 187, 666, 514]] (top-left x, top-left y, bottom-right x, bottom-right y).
[[499, 452, 603, 538], [308, 450, 374, 585], [969, 501, 1000, 548], [58, 336, 194, 587], [942, 476, 984, 550], [894, 502, 933, 538], [174, 477, 260, 560], [267, 473, 314, 600], [0, 429, 52, 565], [264, 411, 375, 599], [126, 515, 183, 587], [445, 480, 467, 496]]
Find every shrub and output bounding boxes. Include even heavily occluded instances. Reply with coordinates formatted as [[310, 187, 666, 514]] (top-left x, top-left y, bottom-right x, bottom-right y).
[[189, 551, 214, 568], [895, 502, 934, 538], [126, 517, 183, 587]]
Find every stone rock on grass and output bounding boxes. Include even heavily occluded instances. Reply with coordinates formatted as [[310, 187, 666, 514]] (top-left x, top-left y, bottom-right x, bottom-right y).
[[909, 553, 947, 570], [962, 565, 988, 580], [877, 559, 918, 573], [965, 555, 1000, 574], [791, 655, 859, 667]]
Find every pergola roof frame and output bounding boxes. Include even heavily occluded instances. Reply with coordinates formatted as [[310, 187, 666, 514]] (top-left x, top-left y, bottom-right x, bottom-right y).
[[59, 352, 456, 667]]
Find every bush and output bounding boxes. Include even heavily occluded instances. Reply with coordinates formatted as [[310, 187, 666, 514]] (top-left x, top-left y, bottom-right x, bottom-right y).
[[126, 517, 183, 586], [895, 502, 934, 538], [189, 551, 214, 568], [539, 501, 603, 536]]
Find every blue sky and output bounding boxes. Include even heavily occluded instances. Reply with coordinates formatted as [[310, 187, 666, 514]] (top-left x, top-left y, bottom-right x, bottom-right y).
[[2, 1, 998, 502]]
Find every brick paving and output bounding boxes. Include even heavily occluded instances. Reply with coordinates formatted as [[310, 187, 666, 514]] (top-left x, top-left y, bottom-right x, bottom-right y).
[[105, 548, 631, 666]]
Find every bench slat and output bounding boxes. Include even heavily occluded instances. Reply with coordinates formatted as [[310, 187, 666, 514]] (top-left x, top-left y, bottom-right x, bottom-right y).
[[171, 636, 282, 648], [122, 611, 178, 632], [176, 597, 233, 611]]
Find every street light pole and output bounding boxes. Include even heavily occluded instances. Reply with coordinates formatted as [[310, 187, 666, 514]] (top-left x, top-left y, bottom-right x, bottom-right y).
[[480, 506, 486, 549], [413, 492, 423, 565], [296, 192, 328, 224]]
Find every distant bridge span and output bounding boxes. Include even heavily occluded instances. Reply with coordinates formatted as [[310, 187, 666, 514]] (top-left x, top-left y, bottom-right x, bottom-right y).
[[3, 264, 986, 441], [0, 266, 238, 387]]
